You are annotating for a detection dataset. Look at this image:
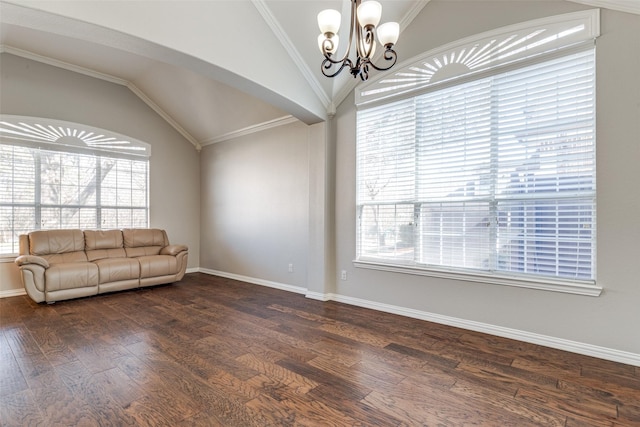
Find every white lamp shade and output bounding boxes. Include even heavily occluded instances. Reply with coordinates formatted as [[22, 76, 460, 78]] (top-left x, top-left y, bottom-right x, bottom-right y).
[[318, 34, 339, 55], [357, 1, 382, 27], [318, 9, 341, 34], [377, 22, 399, 46]]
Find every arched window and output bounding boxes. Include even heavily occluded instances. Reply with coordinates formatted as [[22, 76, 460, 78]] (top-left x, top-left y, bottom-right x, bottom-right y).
[[0, 116, 150, 255]]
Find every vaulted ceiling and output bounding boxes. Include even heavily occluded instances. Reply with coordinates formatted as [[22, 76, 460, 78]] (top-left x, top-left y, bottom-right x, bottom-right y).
[[1, 0, 638, 151]]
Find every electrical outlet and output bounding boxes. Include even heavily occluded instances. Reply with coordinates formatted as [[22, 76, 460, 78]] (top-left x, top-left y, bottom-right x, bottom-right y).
[[288, 263, 294, 273], [341, 270, 347, 280]]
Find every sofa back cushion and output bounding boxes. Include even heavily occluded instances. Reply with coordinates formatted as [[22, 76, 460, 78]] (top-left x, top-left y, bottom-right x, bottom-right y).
[[28, 229, 88, 264], [122, 228, 168, 257], [84, 230, 126, 261]]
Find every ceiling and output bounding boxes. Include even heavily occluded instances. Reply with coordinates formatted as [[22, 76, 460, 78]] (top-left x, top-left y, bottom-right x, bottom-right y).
[[1, 0, 638, 151]]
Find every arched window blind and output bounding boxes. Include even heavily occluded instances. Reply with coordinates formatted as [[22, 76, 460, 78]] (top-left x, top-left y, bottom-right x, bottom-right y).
[[356, 11, 599, 294]]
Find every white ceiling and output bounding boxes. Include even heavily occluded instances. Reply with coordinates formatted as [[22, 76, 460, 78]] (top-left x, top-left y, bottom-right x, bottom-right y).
[[0, 0, 638, 151]]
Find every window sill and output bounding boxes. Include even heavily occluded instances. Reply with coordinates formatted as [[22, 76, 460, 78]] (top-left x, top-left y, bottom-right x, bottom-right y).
[[353, 259, 602, 297], [0, 255, 18, 263]]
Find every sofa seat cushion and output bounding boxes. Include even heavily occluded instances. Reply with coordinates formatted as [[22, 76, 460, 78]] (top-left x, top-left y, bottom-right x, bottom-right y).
[[94, 258, 140, 284], [45, 262, 98, 292], [86, 248, 127, 262], [138, 255, 179, 278], [42, 251, 88, 264], [125, 246, 163, 258]]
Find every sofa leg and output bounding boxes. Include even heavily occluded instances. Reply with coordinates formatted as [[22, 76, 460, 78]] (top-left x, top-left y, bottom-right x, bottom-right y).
[[46, 301, 55, 305]]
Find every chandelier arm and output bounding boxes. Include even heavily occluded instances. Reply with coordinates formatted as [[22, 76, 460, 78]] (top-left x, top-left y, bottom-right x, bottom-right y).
[[358, 26, 375, 59], [321, 57, 354, 78], [367, 48, 398, 72]]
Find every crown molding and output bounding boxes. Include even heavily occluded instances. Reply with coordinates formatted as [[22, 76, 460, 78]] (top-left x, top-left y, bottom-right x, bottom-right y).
[[0, 45, 127, 85], [567, 0, 640, 15], [200, 115, 299, 146], [252, 0, 332, 110], [126, 83, 201, 151], [0, 45, 202, 152]]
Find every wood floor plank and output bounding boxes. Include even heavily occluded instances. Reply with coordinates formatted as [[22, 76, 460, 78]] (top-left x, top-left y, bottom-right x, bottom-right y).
[[307, 355, 405, 390], [449, 378, 567, 426], [25, 323, 80, 367], [54, 359, 139, 426], [1, 272, 638, 426], [29, 369, 101, 426], [0, 331, 29, 397], [0, 389, 46, 427], [454, 357, 560, 396], [363, 387, 540, 426], [236, 353, 319, 394], [516, 384, 619, 423]]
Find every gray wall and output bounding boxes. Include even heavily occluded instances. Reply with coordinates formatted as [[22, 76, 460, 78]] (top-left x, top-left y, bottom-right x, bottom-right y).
[[334, 2, 640, 355], [0, 53, 200, 292], [199, 121, 310, 288]]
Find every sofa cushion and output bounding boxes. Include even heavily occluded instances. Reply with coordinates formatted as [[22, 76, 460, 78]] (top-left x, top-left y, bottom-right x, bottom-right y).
[[138, 255, 179, 278], [84, 230, 126, 261], [29, 229, 85, 256], [85, 230, 123, 250], [123, 228, 168, 248], [93, 258, 140, 284], [123, 228, 167, 257], [45, 262, 99, 291]]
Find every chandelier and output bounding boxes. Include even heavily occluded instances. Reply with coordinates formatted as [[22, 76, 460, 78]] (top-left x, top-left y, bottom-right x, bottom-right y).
[[317, 0, 400, 81]]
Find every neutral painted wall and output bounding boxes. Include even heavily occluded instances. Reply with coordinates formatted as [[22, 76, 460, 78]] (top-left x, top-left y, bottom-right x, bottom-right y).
[[334, 2, 640, 355], [0, 53, 200, 292], [199, 121, 310, 288]]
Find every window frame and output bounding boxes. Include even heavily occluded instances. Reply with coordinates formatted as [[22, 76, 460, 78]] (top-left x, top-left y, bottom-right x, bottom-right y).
[[354, 11, 602, 296]]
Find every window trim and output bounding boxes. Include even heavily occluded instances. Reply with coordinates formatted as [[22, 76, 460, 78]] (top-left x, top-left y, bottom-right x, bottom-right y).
[[354, 11, 601, 296], [354, 259, 602, 296]]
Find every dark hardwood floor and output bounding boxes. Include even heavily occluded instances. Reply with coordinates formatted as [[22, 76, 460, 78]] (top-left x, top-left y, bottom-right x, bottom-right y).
[[1, 273, 639, 426]]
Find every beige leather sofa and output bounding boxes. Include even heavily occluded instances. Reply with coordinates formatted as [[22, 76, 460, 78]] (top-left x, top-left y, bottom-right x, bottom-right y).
[[15, 228, 188, 303]]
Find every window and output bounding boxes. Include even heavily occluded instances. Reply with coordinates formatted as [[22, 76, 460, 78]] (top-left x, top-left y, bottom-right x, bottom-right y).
[[355, 11, 599, 294], [0, 117, 149, 255]]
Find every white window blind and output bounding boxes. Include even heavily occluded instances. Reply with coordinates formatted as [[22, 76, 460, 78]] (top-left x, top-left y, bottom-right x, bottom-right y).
[[356, 48, 595, 286]]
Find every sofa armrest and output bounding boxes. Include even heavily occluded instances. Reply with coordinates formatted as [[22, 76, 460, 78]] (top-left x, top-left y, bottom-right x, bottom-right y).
[[14, 259, 48, 302], [160, 244, 188, 256], [15, 255, 50, 269]]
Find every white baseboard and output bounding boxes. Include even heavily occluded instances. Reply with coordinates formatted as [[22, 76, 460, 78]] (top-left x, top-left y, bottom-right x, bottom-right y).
[[199, 268, 307, 295], [185, 267, 200, 274], [305, 291, 333, 301], [327, 292, 640, 367], [196, 268, 640, 367], [0, 288, 26, 298]]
